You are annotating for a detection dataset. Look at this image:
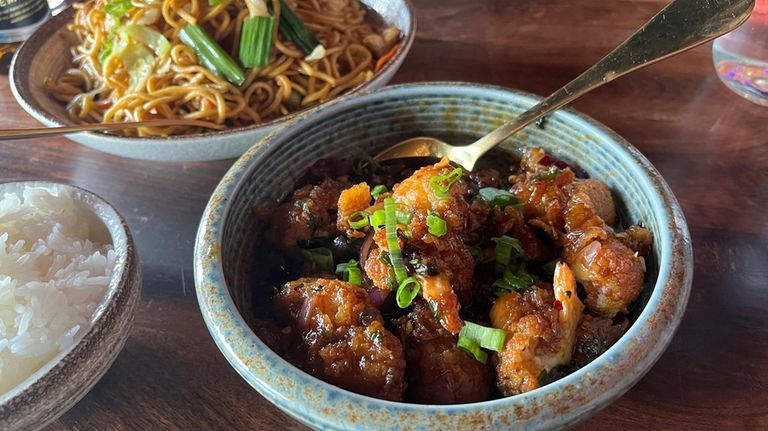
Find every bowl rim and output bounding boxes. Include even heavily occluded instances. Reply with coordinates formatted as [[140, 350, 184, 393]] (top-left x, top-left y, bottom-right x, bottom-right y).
[[0, 181, 137, 420], [9, 0, 417, 143], [194, 81, 693, 429]]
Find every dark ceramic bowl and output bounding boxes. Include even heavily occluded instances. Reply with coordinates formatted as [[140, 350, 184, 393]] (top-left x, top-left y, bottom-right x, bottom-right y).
[[194, 82, 693, 430], [0, 182, 141, 431]]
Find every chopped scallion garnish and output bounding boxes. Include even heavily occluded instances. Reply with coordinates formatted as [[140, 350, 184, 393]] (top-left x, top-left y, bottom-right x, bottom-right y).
[[347, 210, 370, 229], [370, 209, 386, 229], [395, 276, 421, 308], [460, 321, 507, 352], [457, 333, 488, 363], [384, 198, 408, 284], [299, 247, 334, 272], [270, 0, 324, 56], [371, 185, 388, 200], [396, 210, 412, 225], [426, 212, 447, 237], [239, 15, 275, 67], [179, 24, 246, 86], [429, 167, 463, 199], [335, 259, 362, 286], [493, 268, 536, 295], [491, 235, 524, 268], [479, 187, 524, 210], [533, 166, 561, 180]]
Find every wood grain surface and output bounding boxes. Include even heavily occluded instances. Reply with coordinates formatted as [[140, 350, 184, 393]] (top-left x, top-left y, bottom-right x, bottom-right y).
[[1, 0, 767, 429]]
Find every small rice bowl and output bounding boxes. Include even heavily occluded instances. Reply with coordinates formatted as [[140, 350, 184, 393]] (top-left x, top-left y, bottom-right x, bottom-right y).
[[0, 185, 115, 394]]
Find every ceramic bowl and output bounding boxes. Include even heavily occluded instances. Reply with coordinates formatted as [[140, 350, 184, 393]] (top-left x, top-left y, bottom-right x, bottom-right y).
[[0, 182, 141, 430], [9, 1, 416, 162], [194, 82, 693, 430]]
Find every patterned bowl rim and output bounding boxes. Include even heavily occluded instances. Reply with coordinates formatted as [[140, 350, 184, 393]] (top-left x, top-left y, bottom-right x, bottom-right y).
[[0, 181, 140, 427], [9, 0, 417, 143], [194, 81, 693, 428]]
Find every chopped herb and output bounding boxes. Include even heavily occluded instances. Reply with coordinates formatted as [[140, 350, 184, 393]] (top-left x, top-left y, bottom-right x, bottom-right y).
[[395, 276, 421, 308], [347, 211, 369, 229], [384, 198, 408, 284], [426, 212, 447, 237], [352, 154, 380, 176], [371, 185, 388, 200], [335, 259, 362, 285], [429, 167, 463, 199], [538, 369, 553, 386], [493, 268, 537, 296], [491, 236, 525, 269], [299, 247, 334, 272], [479, 187, 524, 210], [533, 166, 561, 181]]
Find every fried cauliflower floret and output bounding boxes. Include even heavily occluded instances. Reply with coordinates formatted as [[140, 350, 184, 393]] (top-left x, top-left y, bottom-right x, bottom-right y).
[[391, 157, 470, 231], [393, 300, 493, 404], [564, 192, 645, 316], [266, 178, 349, 249], [274, 278, 406, 401], [337, 182, 371, 238], [490, 263, 583, 396]]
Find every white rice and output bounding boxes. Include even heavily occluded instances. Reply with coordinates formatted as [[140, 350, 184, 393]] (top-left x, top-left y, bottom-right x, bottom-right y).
[[0, 186, 115, 394]]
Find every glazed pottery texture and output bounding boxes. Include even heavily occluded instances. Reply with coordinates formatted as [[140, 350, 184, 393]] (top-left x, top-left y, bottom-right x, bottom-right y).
[[194, 82, 693, 430], [0, 182, 141, 431], [9, 0, 415, 162]]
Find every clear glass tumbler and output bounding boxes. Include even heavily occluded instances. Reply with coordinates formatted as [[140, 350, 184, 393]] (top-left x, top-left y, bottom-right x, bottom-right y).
[[712, 0, 768, 106]]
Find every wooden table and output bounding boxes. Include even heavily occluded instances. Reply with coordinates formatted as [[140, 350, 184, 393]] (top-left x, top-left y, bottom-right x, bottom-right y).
[[1, 0, 766, 429]]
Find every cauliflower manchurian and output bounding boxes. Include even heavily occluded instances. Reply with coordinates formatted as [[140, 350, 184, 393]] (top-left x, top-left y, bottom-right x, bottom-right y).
[[257, 148, 651, 403]]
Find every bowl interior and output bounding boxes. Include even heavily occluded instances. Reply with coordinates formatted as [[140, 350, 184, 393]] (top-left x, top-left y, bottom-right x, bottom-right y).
[[199, 83, 690, 430], [222, 87, 662, 325]]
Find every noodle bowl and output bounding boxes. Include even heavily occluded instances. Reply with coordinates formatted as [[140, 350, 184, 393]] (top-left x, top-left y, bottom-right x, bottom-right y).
[[46, 0, 401, 137]]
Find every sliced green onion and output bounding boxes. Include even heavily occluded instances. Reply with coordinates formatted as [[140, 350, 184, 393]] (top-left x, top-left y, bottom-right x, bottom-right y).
[[348, 210, 370, 229], [459, 321, 507, 352], [457, 334, 488, 363], [533, 166, 561, 180], [335, 259, 362, 286], [426, 212, 447, 237], [479, 187, 523, 210], [371, 185, 388, 200], [299, 247, 334, 272], [395, 276, 421, 308], [239, 15, 275, 67], [396, 210, 412, 225], [542, 258, 558, 279], [352, 154, 379, 176], [493, 268, 536, 295], [371, 208, 410, 228], [270, 0, 322, 55], [384, 198, 408, 284], [179, 24, 246, 86], [491, 236, 524, 268], [429, 167, 463, 199], [538, 369, 554, 385], [209, 0, 223, 5], [370, 209, 386, 229], [103, 0, 132, 18]]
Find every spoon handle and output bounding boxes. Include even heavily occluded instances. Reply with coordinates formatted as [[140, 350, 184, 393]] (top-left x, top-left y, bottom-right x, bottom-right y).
[[0, 119, 225, 140], [461, 0, 754, 165]]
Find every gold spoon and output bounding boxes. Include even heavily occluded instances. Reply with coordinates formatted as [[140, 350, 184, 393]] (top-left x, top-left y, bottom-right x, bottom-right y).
[[0, 119, 225, 140], [374, 0, 755, 169]]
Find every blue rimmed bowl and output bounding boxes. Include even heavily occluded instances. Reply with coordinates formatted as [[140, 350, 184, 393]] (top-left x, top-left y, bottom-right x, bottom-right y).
[[193, 82, 693, 430]]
